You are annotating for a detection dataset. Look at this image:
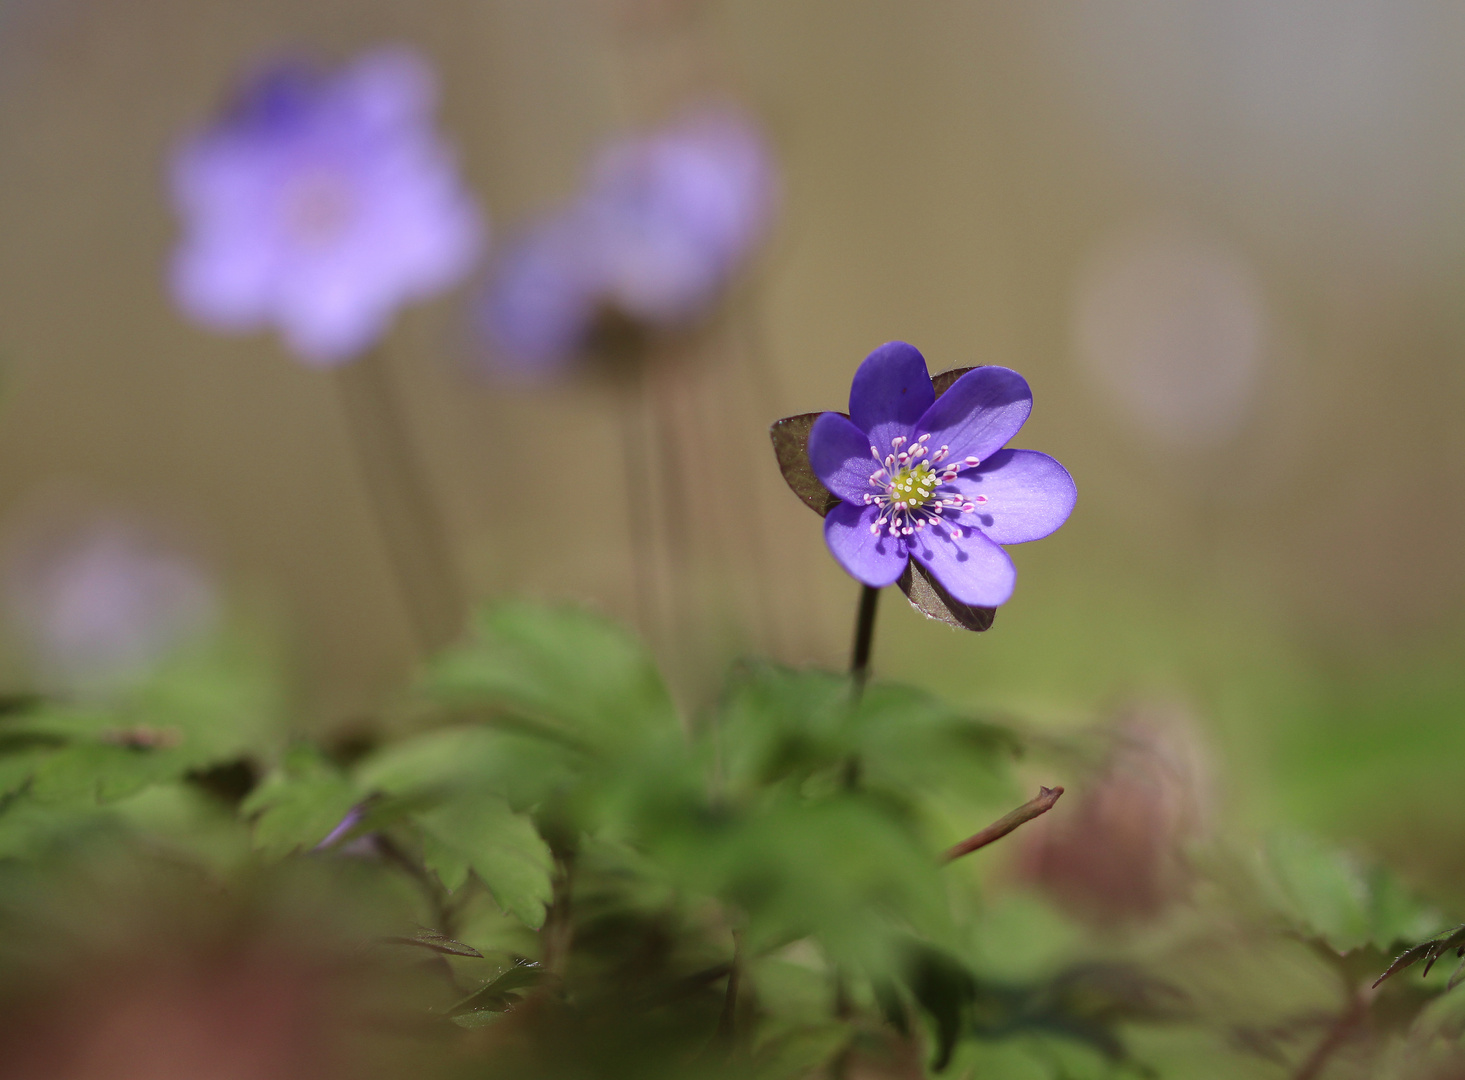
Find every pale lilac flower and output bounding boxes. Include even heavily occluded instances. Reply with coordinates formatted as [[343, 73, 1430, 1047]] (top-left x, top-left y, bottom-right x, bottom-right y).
[[806, 342, 1075, 608], [479, 103, 776, 375], [6, 519, 217, 694], [170, 47, 487, 366]]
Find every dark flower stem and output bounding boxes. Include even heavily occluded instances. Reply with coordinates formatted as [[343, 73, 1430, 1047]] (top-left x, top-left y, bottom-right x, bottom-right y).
[[943, 786, 1064, 862], [849, 584, 881, 693], [336, 348, 463, 656]]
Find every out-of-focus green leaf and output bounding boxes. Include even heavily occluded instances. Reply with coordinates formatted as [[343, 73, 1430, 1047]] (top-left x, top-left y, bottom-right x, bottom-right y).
[[0, 793, 113, 860], [901, 945, 1185, 1072], [446, 958, 543, 1015], [716, 664, 1014, 807], [750, 1023, 850, 1080], [29, 741, 189, 804], [650, 791, 951, 976], [240, 745, 359, 859], [905, 944, 978, 1070], [716, 663, 853, 794], [1261, 831, 1442, 954], [421, 603, 678, 749], [357, 725, 578, 815], [6, 638, 282, 811], [0, 748, 54, 800], [414, 788, 553, 929], [768, 413, 841, 517], [851, 681, 1015, 800], [449, 1009, 505, 1030], [383, 929, 484, 957]]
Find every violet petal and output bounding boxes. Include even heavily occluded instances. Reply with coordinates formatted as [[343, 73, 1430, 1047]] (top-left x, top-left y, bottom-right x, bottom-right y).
[[915, 366, 1032, 465], [848, 342, 935, 454], [906, 526, 1017, 608], [948, 449, 1076, 545], [808, 411, 881, 504], [823, 502, 909, 588]]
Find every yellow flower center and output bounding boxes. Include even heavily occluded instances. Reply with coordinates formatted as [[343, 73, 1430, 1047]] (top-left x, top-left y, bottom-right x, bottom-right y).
[[890, 462, 937, 509]]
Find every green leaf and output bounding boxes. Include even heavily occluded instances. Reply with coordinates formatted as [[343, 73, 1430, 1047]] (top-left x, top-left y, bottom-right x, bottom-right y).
[[240, 745, 359, 859], [382, 929, 484, 958], [450, 1010, 507, 1030], [28, 741, 188, 805], [422, 603, 678, 750], [716, 663, 855, 793], [715, 665, 1014, 805], [651, 792, 952, 976], [1261, 831, 1442, 954], [0, 747, 56, 800], [414, 788, 553, 929], [446, 958, 544, 1015], [905, 944, 978, 1070], [898, 561, 996, 633], [852, 681, 1016, 800], [0, 792, 113, 860], [1374, 923, 1465, 989], [769, 413, 841, 517], [357, 726, 578, 815], [7, 638, 282, 810]]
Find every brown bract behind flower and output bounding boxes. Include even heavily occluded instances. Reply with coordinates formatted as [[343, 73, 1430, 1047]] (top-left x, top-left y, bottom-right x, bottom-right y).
[[1018, 706, 1211, 926]]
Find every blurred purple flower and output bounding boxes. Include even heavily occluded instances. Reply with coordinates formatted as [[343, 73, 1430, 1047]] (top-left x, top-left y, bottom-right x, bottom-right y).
[[479, 103, 776, 376], [807, 342, 1075, 607], [169, 47, 487, 366], [6, 519, 217, 694]]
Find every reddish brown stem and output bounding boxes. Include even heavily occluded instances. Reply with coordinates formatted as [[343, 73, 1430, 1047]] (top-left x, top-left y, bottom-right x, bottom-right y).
[[1293, 984, 1374, 1080], [943, 786, 1064, 863]]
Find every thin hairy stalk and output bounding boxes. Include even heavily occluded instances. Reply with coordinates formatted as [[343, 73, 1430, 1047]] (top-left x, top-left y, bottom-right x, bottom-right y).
[[336, 348, 462, 655], [943, 786, 1064, 862]]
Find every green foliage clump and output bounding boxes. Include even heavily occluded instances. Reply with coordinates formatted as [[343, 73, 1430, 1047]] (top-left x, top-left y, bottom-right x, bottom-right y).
[[0, 601, 1456, 1079]]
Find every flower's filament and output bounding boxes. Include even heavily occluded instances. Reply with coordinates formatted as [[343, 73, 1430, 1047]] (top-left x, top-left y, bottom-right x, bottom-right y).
[[865, 434, 983, 540]]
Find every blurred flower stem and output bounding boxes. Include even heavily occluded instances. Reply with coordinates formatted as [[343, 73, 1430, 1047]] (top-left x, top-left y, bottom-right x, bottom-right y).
[[850, 584, 880, 693], [618, 362, 664, 644], [336, 348, 462, 656], [944, 786, 1065, 863], [1293, 982, 1375, 1080]]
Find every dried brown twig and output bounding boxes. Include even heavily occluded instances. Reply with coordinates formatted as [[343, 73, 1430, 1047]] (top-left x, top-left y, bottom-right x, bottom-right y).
[[943, 786, 1064, 863]]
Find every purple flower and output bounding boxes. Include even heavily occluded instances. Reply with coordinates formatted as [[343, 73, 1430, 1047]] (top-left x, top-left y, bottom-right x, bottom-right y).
[[5, 519, 218, 695], [479, 102, 776, 375], [806, 343, 1075, 608], [169, 47, 487, 366], [583, 103, 776, 323]]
